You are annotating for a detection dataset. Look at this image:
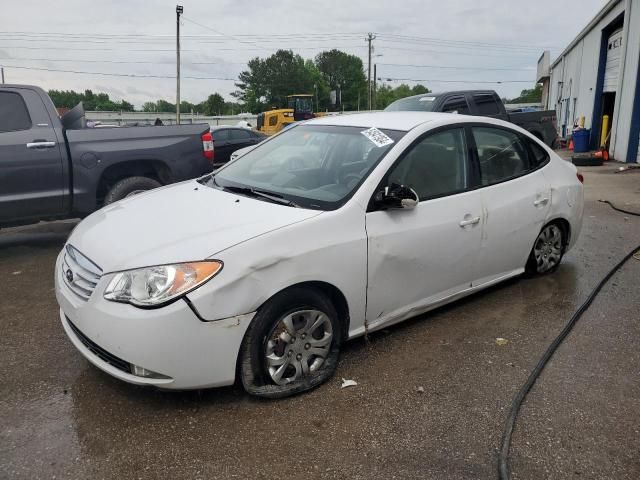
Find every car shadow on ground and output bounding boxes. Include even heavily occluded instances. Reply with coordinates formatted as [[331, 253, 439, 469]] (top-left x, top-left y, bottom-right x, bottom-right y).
[[0, 221, 77, 254]]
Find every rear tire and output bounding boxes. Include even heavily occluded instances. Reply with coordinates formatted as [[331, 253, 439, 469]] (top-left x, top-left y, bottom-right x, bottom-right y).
[[104, 176, 161, 205], [239, 287, 343, 399], [526, 223, 565, 275]]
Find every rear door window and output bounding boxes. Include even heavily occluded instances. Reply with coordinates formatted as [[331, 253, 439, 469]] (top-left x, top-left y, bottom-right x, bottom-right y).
[[230, 129, 253, 140], [472, 126, 530, 186], [472, 94, 501, 115], [441, 96, 470, 115], [0, 92, 32, 132], [212, 129, 230, 141]]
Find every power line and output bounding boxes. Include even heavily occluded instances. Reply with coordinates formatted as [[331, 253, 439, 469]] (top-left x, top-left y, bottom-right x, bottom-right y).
[[0, 30, 558, 50], [0, 34, 368, 46], [377, 33, 559, 50], [377, 62, 533, 71], [3, 44, 367, 52], [380, 76, 533, 84], [0, 57, 247, 66], [376, 43, 540, 58], [0, 31, 366, 40], [181, 16, 266, 51], [1, 64, 236, 80]]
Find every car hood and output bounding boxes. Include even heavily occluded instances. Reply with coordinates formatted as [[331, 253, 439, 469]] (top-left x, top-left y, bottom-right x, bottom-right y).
[[67, 180, 322, 272]]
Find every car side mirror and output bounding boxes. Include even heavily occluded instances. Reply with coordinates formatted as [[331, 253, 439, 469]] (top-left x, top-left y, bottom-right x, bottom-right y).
[[374, 183, 419, 210]]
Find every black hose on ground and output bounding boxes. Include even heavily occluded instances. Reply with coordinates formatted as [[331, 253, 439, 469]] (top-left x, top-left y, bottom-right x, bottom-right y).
[[498, 242, 640, 480], [598, 199, 640, 217]]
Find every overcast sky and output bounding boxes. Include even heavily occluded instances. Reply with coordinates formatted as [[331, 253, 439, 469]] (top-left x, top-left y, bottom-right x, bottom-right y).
[[0, 0, 607, 108]]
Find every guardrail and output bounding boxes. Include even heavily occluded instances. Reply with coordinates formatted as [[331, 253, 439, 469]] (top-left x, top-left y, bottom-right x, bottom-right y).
[[85, 111, 259, 127], [84, 110, 382, 127]]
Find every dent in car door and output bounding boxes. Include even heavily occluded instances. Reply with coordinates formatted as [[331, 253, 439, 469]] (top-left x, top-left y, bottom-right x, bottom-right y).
[[0, 88, 65, 223], [365, 127, 483, 331], [471, 126, 551, 286]]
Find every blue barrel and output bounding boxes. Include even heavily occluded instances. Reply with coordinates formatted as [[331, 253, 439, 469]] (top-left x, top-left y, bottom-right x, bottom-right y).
[[572, 129, 590, 153]]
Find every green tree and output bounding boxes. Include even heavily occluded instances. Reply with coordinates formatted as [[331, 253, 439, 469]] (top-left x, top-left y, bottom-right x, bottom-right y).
[[234, 49, 318, 113], [374, 83, 431, 109], [201, 93, 226, 116], [119, 100, 135, 112], [315, 49, 366, 111], [142, 101, 158, 112], [155, 99, 175, 112], [506, 84, 542, 103], [48, 89, 135, 111]]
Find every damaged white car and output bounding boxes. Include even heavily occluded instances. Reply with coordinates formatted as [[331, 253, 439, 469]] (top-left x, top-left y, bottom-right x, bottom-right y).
[[55, 112, 583, 397]]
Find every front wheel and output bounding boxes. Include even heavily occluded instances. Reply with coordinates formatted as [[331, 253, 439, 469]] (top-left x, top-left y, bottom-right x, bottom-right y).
[[239, 288, 343, 398], [526, 223, 565, 274]]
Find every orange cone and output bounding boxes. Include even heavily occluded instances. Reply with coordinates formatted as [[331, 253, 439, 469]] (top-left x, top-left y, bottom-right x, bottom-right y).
[[568, 139, 574, 151]]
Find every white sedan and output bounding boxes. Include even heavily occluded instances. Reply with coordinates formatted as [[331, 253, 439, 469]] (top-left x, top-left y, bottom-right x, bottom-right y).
[[55, 112, 583, 397]]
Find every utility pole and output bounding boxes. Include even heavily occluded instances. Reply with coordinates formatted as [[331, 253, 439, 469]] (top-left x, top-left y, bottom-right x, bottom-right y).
[[373, 64, 377, 110], [366, 33, 375, 111], [1, 67, 4, 84], [176, 5, 183, 124]]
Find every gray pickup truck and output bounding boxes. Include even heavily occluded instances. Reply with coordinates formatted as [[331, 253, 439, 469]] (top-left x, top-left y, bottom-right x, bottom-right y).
[[385, 90, 558, 147], [0, 84, 214, 228]]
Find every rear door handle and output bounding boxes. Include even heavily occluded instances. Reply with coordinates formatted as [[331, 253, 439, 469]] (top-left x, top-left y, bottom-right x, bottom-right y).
[[533, 197, 549, 206], [459, 216, 480, 227], [26, 141, 56, 149]]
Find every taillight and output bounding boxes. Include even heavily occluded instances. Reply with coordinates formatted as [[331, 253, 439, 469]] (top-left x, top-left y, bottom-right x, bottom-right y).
[[577, 172, 584, 183], [201, 132, 214, 162]]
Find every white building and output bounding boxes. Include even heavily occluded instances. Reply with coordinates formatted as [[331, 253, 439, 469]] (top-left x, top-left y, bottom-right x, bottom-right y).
[[539, 0, 640, 163]]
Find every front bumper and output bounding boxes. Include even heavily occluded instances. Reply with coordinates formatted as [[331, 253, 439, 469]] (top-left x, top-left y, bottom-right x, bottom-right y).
[[55, 251, 254, 390]]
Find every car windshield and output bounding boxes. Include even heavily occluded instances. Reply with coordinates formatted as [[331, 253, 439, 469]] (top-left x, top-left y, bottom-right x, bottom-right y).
[[206, 124, 405, 210], [385, 95, 436, 112]]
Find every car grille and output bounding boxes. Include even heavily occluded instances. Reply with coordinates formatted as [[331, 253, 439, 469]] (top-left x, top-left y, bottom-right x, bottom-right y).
[[66, 317, 131, 374], [62, 245, 102, 300]]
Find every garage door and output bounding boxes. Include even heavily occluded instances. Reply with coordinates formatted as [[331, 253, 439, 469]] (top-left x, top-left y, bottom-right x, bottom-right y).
[[603, 28, 623, 93]]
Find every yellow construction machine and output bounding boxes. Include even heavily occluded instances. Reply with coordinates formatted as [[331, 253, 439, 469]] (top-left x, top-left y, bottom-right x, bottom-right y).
[[257, 94, 326, 135]]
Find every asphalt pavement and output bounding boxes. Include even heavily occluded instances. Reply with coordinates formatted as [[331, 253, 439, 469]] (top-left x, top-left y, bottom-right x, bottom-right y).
[[1, 163, 639, 479]]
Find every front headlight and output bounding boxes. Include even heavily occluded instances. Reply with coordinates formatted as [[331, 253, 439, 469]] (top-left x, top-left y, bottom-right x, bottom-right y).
[[104, 260, 223, 307]]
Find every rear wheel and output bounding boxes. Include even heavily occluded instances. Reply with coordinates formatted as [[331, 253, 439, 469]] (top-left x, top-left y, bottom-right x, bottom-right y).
[[526, 223, 565, 274], [104, 176, 161, 205], [239, 287, 342, 398]]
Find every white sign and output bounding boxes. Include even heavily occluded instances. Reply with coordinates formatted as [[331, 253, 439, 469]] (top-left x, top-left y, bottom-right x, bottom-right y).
[[360, 127, 394, 148]]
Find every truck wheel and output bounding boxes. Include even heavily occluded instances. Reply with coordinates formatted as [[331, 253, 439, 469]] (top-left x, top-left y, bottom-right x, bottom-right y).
[[104, 177, 161, 205]]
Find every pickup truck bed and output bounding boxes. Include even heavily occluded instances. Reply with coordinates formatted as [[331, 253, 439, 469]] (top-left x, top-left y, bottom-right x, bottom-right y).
[[0, 84, 213, 228]]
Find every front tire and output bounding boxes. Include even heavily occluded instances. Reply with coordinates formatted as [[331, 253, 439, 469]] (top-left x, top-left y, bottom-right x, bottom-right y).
[[526, 223, 565, 274], [104, 176, 161, 205], [239, 287, 343, 398]]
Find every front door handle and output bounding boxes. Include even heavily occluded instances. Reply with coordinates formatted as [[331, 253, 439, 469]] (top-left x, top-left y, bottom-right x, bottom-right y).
[[533, 197, 549, 206], [26, 141, 56, 149], [459, 216, 480, 227]]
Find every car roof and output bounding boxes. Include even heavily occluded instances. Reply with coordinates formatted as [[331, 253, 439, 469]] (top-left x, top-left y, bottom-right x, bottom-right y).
[[305, 111, 455, 132], [400, 90, 496, 99]]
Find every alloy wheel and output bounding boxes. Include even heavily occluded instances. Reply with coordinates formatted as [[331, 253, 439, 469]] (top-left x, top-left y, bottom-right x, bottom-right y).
[[264, 309, 333, 385], [533, 224, 563, 273]]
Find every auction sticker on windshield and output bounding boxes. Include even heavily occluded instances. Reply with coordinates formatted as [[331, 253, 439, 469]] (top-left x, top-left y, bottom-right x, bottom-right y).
[[361, 127, 394, 148]]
